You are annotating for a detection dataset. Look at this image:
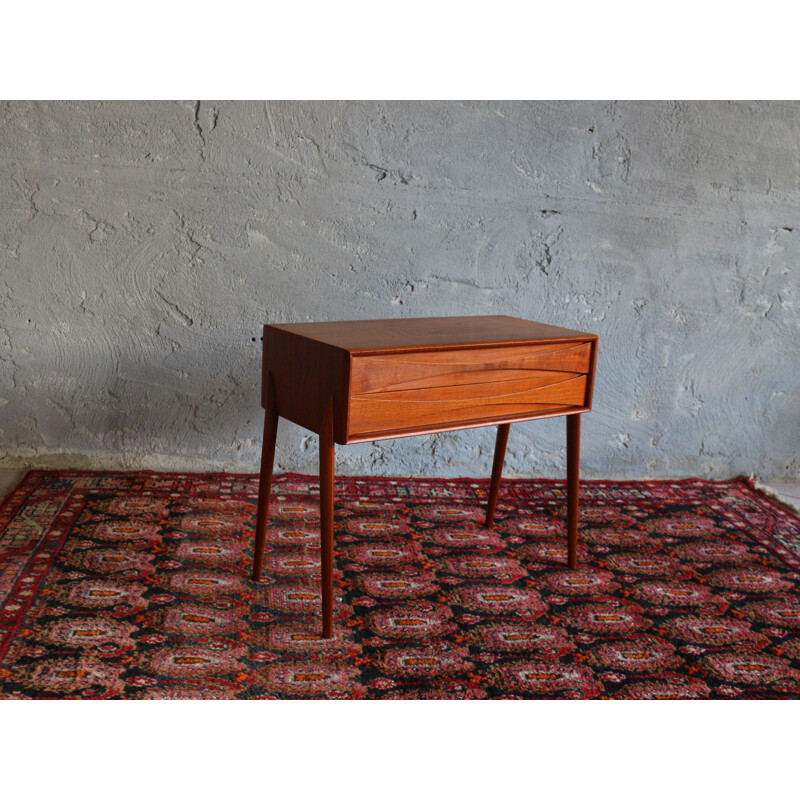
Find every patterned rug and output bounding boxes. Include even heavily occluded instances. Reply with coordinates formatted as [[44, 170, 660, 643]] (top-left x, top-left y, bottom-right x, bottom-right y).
[[1, 470, 799, 699]]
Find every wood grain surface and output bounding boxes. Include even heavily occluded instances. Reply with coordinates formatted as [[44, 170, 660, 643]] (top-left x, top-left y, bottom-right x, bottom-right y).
[[349, 341, 592, 394], [269, 315, 597, 355], [349, 375, 588, 437]]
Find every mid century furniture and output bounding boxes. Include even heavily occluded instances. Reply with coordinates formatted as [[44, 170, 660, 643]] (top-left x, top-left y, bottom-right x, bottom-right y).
[[252, 315, 598, 637]]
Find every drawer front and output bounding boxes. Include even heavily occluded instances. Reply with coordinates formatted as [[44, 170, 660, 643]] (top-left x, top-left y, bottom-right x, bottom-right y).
[[348, 341, 591, 438]]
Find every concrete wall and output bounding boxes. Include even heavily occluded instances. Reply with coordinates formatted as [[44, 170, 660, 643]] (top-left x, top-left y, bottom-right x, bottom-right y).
[[1, 100, 798, 480]]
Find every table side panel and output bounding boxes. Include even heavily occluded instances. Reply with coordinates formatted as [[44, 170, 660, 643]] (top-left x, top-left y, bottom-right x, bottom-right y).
[[263, 325, 350, 443], [585, 337, 599, 410]]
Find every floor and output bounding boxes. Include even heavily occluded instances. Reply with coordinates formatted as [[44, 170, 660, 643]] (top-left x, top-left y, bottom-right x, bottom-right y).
[[755, 480, 800, 512], [1, 468, 799, 513], [0, 470, 25, 503]]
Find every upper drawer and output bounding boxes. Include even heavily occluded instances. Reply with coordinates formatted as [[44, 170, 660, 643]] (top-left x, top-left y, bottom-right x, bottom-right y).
[[350, 341, 592, 394], [348, 341, 592, 438]]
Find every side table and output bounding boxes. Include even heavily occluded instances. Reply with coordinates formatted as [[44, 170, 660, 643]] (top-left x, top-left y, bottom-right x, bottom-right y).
[[252, 315, 598, 637]]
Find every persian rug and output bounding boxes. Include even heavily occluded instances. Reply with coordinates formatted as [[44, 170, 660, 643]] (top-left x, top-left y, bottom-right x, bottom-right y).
[[1, 470, 799, 700]]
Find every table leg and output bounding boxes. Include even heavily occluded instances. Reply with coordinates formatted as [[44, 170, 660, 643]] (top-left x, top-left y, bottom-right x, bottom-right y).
[[485, 423, 510, 528], [252, 397, 279, 582], [319, 399, 335, 638], [566, 413, 581, 569]]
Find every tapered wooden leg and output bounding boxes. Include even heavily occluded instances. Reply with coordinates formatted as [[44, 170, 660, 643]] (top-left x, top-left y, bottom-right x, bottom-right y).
[[319, 399, 335, 638], [252, 398, 279, 582], [485, 423, 510, 527], [566, 413, 581, 569]]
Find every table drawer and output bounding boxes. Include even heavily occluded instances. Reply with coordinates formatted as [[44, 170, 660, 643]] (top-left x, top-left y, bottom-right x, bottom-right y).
[[348, 341, 591, 437]]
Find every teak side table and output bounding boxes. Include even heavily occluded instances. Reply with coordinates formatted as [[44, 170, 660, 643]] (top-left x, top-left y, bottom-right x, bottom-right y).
[[252, 315, 598, 637]]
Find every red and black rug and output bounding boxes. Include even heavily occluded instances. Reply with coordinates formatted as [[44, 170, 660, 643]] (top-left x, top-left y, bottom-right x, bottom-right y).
[[1, 470, 799, 699]]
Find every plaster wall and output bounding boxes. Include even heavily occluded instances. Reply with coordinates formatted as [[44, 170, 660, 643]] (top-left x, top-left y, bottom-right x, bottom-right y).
[[0, 100, 798, 479]]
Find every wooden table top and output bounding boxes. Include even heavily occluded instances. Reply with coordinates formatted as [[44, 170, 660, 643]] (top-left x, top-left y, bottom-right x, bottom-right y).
[[268, 315, 597, 355]]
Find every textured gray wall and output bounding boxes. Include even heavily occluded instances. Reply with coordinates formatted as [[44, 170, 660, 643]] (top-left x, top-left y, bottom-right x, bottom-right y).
[[1, 101, 798, 479]]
